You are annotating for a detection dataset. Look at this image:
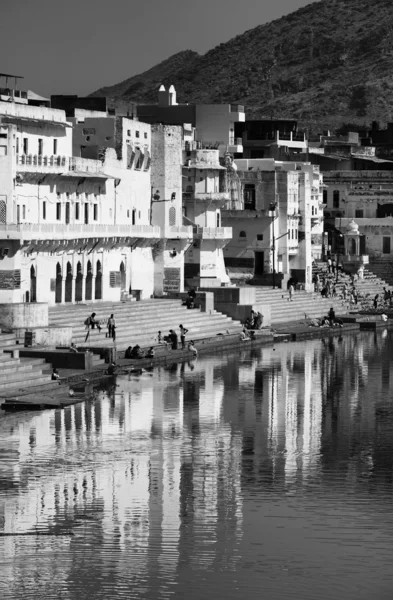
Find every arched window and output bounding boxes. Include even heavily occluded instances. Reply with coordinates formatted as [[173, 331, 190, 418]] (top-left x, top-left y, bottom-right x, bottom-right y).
[[127, 145, 135, 169], [169, 206, 176, 226], [143, 149, 151, 171], [239, 230, 247, 238], [333, 190, 340, 208]]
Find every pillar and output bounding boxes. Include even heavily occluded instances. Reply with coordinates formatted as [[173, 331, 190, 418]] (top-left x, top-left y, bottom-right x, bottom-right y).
[[71, 277, 76, 304], [81, 275, 86, 302], [61, 278, 66, 305]]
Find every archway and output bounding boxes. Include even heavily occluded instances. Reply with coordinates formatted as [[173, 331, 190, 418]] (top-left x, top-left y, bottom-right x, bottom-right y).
[[95, 260, 102, 300], [75, 262, 83, 302], [65, 262, 73, 303], [348, 238, 357, 255], [55, 263, 62, 304], [85, 260, 93, 301], [120, 261, 126, 292], [30, 265, 37, 303]]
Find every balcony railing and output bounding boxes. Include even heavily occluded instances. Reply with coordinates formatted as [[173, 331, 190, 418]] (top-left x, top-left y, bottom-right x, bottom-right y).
[[195, 226, 232, 239], [16, 154, 106, 174], [194, 192, 230, 202], [229, 137, 243, 146], [16, 154, 67, 170], [0, 223, 161, 240], [164, 225, 193, 238]]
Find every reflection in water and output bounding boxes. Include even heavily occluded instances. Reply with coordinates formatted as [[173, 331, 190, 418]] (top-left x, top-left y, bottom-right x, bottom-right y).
[[1, 332, 393, 599]]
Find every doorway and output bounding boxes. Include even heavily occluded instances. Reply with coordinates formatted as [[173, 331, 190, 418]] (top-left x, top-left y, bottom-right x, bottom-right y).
[[55, 263, 62, 303], [75, 262, 83, 302], [254, 251, 265, 276], [30, 265, 37, 303], [65, 262, 73, 302], [85, 261, 93, 300], [383, 236, 391, 254], [95, 260, 102, 300], [120, 261, 126, 292]]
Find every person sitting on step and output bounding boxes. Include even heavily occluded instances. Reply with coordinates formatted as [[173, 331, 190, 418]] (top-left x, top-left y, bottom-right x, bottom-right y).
[[146, 347, 155, 358], [130, 345, 145, 359], [125, 346, 133, 359]]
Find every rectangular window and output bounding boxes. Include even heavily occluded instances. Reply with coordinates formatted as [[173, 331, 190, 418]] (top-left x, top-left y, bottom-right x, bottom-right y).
[[38, 138, 43, 156], [23, 138, 28, 155], [135, 131, 140, 138], [144, 132, 148, 139], [132, 209, 136, 225], [333, 190, 340, 208], [75, 202, 80, 220], [355, 209, 364, 218], [84, 203, 89, 224], [216, 212, 220, 227], [383, 237, 391, 254], [93, 204, 98, 220], [56, 203, 61, 220], [257, 234, 263, 241], [43, 201, 46, 220], [16, 138, 19, 154], [127, 209, 130, 218], [53, 139, 57, 155], [22, 205, 26, 220], [65, 202, 70, 224], [17, 205, 20, 224]]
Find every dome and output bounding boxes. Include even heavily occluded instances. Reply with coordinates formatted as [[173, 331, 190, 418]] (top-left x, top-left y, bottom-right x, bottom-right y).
[[346, 219, 359, 234]]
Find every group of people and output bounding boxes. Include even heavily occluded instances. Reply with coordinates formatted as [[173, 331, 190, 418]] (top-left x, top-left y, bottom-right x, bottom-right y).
[[84, 312, 117, 343], [244, 310, 264, 330], [309, 307, 344, 329], [373, 288, 393, 310]]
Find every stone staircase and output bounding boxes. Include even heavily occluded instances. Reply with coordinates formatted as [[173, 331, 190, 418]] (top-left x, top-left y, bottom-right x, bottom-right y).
[[254, 288, 347, 325], [312, 261, 393, 300], [367, 258, 393, 287], [0, 333, 52, 394], [48, 298, 243, 350]]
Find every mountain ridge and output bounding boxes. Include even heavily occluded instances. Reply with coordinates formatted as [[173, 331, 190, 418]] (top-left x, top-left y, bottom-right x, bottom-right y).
[[91, 0, 393, 131]]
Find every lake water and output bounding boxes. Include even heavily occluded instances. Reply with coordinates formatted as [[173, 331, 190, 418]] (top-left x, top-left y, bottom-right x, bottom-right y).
[[1, 331, 393, 600]]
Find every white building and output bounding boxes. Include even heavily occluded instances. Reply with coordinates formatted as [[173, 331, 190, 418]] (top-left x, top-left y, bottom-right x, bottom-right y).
[[0, 86, 196, 304], [183, 148, 232, 287], [222, 158, 324, 290]]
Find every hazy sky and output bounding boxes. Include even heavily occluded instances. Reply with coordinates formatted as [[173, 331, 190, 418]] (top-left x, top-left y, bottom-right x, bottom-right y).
[[1, 0, 318, 98]]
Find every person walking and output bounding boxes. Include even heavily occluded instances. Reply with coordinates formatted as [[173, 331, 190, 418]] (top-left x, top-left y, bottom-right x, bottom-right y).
[[179, 324, 188, 349], [288, 283, 294, 302], [84, 312, 101, 343], [327, 257, 332, 274]]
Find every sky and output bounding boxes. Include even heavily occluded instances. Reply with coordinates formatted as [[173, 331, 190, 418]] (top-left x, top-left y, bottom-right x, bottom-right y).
[[1, 0, 318, 98]]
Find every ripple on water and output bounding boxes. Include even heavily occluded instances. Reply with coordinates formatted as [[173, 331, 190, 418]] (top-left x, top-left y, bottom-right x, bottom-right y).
[[1, 333, 393, 599]]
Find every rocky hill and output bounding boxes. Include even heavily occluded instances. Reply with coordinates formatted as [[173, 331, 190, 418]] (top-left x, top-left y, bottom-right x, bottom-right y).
[[92, 0, 393, 131]]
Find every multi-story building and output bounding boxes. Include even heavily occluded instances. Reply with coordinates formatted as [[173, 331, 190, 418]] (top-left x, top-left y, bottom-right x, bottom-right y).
[[222, 159, 324, 290], [0, 83, 195, 304], [233, 119, 307, 160], [182, 148, 232, 287], [137, 85, 245, 156]]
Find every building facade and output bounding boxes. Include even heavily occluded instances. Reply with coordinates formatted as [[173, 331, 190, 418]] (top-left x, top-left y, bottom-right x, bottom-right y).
[[0, 88, 197, 304]]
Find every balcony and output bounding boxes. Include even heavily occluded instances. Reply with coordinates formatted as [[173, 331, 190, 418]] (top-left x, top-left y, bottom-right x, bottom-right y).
[[194, 192, 230, 204], [16, 154, 109, 178], [0, 223, 161, 242], [16, 154, 67, 174], [193, 226, 232, 240], [228, 136, 243, 153], [164, 225, 193, 239]]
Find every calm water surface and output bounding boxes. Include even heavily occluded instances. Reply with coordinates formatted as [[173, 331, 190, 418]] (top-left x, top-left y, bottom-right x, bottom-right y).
[[1, 332, 393, 600]]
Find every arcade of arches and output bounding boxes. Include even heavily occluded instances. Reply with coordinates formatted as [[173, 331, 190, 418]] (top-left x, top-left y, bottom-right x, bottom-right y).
[[54, 260, 104, 304]]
